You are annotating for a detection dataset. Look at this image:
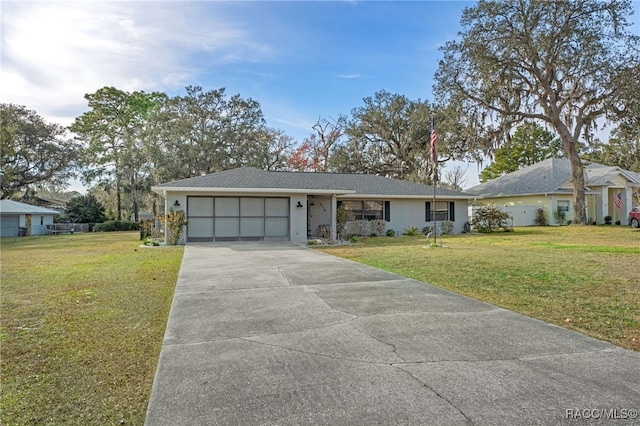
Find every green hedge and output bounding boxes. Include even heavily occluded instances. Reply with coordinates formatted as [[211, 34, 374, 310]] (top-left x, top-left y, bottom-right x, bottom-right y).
[[94, 220, 140, 232]]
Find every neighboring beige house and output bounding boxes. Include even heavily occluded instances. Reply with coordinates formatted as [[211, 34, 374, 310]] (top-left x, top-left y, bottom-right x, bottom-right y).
[[0, 200, 62, 237], [151, 167, 474, 244], [467, 158, 640, 226]]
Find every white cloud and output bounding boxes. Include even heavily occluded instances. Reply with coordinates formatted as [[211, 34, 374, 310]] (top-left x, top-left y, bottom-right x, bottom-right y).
[[0, 1, 272, 125], [337, 73, 362, 79]]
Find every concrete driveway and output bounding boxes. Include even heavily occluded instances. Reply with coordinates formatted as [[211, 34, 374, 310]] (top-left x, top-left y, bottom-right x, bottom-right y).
[[145, 243, 640, 425]]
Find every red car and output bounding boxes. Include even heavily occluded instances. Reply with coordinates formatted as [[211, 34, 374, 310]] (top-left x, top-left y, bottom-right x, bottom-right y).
[[630, 207, 640, 228]]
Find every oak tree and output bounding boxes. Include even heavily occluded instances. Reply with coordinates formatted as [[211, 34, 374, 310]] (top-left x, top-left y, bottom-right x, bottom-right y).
[[434, 0, 640, 223], [1, 104, 79, 199]]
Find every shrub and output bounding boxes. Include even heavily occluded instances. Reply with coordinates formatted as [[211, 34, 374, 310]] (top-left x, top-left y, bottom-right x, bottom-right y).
[[440, 220, 454, 234], [370, 219, 386, 236], [534, 208, 547, 226], [336, 205, 349, 239], [346, 220, 369, 236], [95, 220, 140, 232], [403, 226, 420, 236], [349, 234, 360, 243], [554, 209, 566, 225], [158, 209, 188, 245], [471, 205, 511, 233], [317, 224, 331, 240], [140, 219, 155, 240], [386, 229, 396, 237], [604, 215, 612, 225]]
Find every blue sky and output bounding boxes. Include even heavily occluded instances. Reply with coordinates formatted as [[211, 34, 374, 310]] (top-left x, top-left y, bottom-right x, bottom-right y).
[[2, 1, 638, 189]]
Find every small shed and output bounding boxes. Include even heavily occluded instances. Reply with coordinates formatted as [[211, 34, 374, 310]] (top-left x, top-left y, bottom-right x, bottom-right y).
[[0, 200, 62, 237]]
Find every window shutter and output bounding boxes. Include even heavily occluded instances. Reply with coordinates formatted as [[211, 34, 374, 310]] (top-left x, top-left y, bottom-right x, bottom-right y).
[[449, 202, 455, 221], [384, 201, 390, 222], [425, 202, 431, 221]]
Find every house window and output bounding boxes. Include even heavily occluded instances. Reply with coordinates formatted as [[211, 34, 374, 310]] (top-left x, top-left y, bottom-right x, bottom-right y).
[[340, 200, 386, 221], [425, 201, 455, 222], [557, 200, 570, 213]]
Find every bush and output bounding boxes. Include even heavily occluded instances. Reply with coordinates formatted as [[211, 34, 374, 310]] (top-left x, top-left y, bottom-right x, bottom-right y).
[[95, 220, 139, 232], [386, 229, 396, 237], [440, 220, 454, 234], [471, 206, 511, 233], [370, 219, 386, 236], [345, 220, 369, 236], [403, 226, 420, 236], [349, 234, 360, 243], [534, 208, 547, 226], [158, 209, 188, 245], [317, 224, 331, 240]]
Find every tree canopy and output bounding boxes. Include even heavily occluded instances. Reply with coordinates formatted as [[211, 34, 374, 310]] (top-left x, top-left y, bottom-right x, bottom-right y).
[[1, 104, 79, 199], [479, 122, 563, 182], [434, 0, 640, 223]]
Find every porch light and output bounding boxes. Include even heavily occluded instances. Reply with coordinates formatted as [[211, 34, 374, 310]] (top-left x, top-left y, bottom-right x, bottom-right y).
[[174, 200, 181, 207], [296, 201, 303, 208]]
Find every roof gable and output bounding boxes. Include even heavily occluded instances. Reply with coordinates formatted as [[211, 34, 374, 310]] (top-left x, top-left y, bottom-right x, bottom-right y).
[[152, 167, 471, 198]]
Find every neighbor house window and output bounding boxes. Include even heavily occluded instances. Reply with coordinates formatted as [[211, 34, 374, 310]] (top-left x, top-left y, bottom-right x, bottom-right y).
[[340, 200, 389, 221], [557, 200, 570, 213], [425, 201, 455, 221]]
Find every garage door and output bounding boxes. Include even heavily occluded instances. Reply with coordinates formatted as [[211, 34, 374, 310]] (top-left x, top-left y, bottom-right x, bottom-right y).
[[1, 215, 20, 237], [187, 197, 289, 242]]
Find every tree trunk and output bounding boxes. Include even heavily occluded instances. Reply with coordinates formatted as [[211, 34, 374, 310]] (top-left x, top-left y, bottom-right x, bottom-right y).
[[555, 125, 586, 225]]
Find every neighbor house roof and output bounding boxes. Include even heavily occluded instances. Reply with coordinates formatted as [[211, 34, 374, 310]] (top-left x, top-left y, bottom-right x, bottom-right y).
[[0, 200, 62, 215], [467, 158, 640, 198], [152, 167, 472, 199]]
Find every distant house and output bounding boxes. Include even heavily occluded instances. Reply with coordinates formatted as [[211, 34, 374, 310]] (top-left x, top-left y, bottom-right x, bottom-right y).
[[467, 158, 640, 226], [151, 167, 474, 244], [0, 200, 62, 237]]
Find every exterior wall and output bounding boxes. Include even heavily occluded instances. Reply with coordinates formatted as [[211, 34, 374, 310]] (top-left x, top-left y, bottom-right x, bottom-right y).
[[161, 191, 470, 242], [30, 214, 55, 236], [307, 196, 332, 238], [1, 215, 20, 237], [162, 190, 308, 243], [475, 195, 578, 226], [0, 213, 55, 237], [289, 194, 307, 242], [385, 199, 468, 235]]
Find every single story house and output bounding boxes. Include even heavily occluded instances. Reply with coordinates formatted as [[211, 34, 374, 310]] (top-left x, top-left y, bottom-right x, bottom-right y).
[[0, 200, 62, 237], [466, 158, 640, 226], [151, 167, 474, 244]]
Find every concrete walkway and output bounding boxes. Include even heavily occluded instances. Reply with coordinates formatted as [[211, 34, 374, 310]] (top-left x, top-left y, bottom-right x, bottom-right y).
[[145, 243, 640, 425]]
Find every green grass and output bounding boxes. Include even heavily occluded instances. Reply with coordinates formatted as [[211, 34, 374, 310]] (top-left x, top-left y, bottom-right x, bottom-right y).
[[318, 226, 640, 351], [1, 232, 183, 425]]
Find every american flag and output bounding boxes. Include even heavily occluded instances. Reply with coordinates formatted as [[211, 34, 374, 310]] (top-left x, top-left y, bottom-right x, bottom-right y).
[[613, 192, 622, 211], [430, 118, 437, 165]]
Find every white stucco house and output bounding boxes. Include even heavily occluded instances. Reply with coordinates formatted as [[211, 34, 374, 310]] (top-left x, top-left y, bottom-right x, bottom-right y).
[[151, 167, 474, 244], [466, 158, 640, 226], [0, 200, 62, 237]]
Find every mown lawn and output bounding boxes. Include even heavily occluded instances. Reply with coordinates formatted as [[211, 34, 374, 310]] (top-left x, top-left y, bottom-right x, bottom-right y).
[[1, 232, 184, 425], [318, 226, 640, 351]]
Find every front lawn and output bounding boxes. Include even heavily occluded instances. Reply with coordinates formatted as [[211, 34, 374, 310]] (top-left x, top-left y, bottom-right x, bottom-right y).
[[1, 232, 184, 425], [318, 226, 640, 351]]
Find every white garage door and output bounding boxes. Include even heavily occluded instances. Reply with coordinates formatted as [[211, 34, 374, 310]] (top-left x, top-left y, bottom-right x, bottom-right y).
[[187, 197, 289, 242]]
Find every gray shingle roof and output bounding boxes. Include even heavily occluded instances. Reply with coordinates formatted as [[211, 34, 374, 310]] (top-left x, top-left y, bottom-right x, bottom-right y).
[[0, 200, 62, 215], [154, 167, 471, 198], [467, 158, 640, 197]]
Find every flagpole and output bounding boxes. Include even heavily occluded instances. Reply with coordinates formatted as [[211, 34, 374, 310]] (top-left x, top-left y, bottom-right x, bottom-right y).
[[430, 116, 437, 247]]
